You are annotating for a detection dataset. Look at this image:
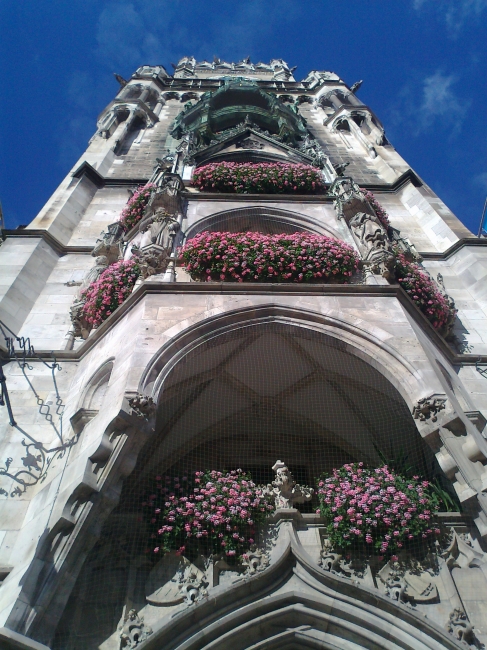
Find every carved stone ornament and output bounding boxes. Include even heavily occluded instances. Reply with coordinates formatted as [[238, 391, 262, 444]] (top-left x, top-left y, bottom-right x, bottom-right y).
[[377, 558, 438, 604], [412, 394, 447, 422], [145, 552, 208, 606], [128, 393, 156, 419], [241, 544, 269, 575], [92, 222, 124, 265], [270, 460, 313, 509], [348, 211, 395, 279], [131, 243, 170, 280], [120, 609, 152, 649], [69, 255, 111, 338], [236, 137, 264, 150], [442, 527, 487, 570], [446, 608, 474, 645]]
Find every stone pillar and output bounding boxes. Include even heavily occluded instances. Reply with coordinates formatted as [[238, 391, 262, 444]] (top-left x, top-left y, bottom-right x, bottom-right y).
[[153, 95, 165, 116]]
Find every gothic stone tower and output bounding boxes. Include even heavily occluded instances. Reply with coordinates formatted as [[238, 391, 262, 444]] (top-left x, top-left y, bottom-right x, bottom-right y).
[[1, 57, 487, 650]]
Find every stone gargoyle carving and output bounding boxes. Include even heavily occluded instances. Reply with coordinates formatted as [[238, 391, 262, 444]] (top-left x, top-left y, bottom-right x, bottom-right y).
[[270, 460, 313, 509], [128, 394, 156, 419], [119, 609, 152, 649], [412, 394, 447, 423]]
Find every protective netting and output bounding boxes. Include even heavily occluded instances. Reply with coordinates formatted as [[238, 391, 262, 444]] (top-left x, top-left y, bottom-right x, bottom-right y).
[[53, 322, 448, 649]]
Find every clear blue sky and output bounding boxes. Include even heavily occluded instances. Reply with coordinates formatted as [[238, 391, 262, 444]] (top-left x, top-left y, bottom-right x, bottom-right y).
[[1, 0, 486, 234]]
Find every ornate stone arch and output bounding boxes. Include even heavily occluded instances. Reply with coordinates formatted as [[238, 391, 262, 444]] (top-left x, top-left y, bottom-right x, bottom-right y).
[[137, 522, 462, 650], [140, 304, 437, 413], [184, 206, 343, 240]]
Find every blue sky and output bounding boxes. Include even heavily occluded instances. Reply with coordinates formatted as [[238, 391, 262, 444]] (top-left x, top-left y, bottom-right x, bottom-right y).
[[1, 0, 486, 234]]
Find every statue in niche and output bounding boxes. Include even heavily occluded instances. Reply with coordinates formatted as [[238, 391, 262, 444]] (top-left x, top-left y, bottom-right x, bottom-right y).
[[269, 460, 313, 509]]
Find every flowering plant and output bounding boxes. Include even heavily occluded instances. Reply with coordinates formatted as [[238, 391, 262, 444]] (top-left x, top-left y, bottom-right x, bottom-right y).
[[394, 250, 456, 332], [316, 463, 440, 556], [81, 259, 140, 327], [143, 470, 274, 560], [119, 183, 157, 232], [180, 231, 359, 283], [192, 162, 326, 194], [360, 189, 391, 230]]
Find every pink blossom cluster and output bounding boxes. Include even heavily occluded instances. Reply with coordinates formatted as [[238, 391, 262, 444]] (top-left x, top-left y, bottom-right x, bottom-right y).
[[143, 470, 274, 559], [119, 183, 157, 232], [180, 231, 359, 283], [192, 161, 326, 194], [394, 250, 456, 332], [81, 259, 140, 327], [316, 463, 440, 556], [360, 189, 391, 230]]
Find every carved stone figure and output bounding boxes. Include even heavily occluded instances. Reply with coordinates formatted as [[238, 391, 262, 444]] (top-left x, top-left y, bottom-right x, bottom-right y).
[[69, 255, 111, 338], [128, 393, 156, 419], [320, 538, 342, 573], [236, 137, 264, 150], [148, 209, 180, 249], [349, 212, 388, 254], [119, 609, 152, 648], [348, 211, 396, 278], [412, 394, 447, 422], [241, 545, 269, 575], [270, 460, 313, 509], [92, 223, 124, 265]]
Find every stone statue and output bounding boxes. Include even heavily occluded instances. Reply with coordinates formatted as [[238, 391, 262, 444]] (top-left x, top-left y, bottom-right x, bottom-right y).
[[349, 212, 388, 254], [148, 208, 180, 249], [270, 460, 313, 509]]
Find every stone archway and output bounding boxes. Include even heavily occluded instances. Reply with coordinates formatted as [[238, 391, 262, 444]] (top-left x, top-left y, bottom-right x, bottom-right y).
[[51, 316, 448, 650], [184, 206, 342, 240]]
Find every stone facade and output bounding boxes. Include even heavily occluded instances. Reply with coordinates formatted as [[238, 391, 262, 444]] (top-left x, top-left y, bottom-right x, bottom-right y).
[[1, 57, 487, 650]]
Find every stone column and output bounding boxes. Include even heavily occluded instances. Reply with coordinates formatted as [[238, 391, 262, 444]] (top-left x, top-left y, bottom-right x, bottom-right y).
[[153, 94, 165, 116]]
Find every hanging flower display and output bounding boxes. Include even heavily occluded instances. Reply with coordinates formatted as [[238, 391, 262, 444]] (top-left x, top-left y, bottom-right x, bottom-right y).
[[360, 189, 391, 230], [119, 183, 157, 233], [143, 470, 274, 560], [394, 250, 456, 332], [180, 231, 359, 282], [192, 162, 326, 194], [81, 259, 141, 327], [316, 463, 440, 557]]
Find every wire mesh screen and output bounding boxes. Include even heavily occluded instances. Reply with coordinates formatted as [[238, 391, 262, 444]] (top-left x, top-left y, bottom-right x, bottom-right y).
[[53, 322, 443, 649]]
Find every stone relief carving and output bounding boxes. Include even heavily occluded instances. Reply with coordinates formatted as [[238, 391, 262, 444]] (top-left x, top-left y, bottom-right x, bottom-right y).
[[269, 460, 313, 509], [128, 394, 156, 419], [241, 544, 269, 575], [412, 394, 447, 422], [446, 608, 475, 646], [119, 609, 152, 649], [348, 211, 395, 279], [377, 557, 438, 604], [236, 137, 264, 150]]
